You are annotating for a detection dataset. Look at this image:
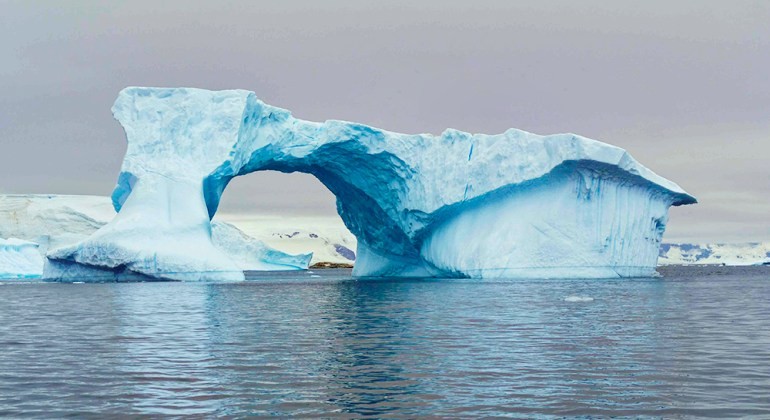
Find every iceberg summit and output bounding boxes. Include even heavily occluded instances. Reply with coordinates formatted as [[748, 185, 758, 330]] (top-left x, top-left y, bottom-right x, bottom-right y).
[[48, 87, 696, 281]]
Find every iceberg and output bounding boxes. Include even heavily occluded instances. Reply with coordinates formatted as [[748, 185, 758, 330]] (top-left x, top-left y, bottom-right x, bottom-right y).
[[49, 87, 696, 280], [0, 238, 44, 279], [0, 195, 310, 281], [210, 221, 311, 271], [0, 194, 115, 253]]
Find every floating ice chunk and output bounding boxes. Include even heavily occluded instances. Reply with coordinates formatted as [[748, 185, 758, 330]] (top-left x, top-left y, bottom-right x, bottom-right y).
[[564, 295, 595, 302]]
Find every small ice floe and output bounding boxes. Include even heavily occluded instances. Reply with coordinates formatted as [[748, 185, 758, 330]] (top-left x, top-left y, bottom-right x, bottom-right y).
[[72, 281, 85, 284], [310, 275, 321, 278], [564, 295, 594, 302]]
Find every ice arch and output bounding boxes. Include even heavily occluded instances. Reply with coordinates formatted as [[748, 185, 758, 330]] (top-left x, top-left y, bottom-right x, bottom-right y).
[[48, 87, 696, 281]]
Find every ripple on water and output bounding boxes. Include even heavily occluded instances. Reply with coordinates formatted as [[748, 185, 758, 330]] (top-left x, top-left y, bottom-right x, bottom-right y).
[[0, 266, 769, 417]]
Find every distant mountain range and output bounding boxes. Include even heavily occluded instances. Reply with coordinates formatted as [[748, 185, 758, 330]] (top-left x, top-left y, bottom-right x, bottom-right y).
[[658, 242, 770, 266]]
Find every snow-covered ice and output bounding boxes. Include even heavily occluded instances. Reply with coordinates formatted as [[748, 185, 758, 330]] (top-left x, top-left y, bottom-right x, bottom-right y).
[[48, 87, 696, 280], [217, 214, 356, 265], [0, 238, 44, 279], [0, 194, 114, 254], [0, 195, 311, 281], [659, 242, 770, 266], [211, 221, 310, 271]]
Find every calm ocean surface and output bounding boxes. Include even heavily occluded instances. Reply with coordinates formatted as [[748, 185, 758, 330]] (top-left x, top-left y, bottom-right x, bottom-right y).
[[0, 266, 769, 417]]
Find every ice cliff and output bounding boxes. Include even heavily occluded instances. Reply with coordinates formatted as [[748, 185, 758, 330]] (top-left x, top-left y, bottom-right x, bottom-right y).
[[0, 238, 44, 279], [0, 195, 310, 280], [49, 87, 696, 280]]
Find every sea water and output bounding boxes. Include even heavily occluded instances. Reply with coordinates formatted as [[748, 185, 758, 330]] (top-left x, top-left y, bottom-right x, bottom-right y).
[[0, 266, 768, 417]]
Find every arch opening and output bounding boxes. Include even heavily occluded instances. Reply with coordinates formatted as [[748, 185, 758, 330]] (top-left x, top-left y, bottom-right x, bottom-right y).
[[214, 170, 357, 267]]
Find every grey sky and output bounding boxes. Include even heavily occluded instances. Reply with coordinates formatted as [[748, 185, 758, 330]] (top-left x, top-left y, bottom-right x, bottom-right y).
[[1, 0, 768, 242]]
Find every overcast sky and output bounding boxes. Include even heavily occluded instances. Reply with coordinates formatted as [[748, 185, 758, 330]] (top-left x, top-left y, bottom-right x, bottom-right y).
[[1, 1, 768, 242]]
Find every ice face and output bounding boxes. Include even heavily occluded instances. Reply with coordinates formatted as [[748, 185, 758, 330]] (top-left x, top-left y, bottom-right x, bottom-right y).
[[0, 195, 311, 281], [0, 238, 44, 279], [48, 87, 696, 280], [210, 221, 311, 271]]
